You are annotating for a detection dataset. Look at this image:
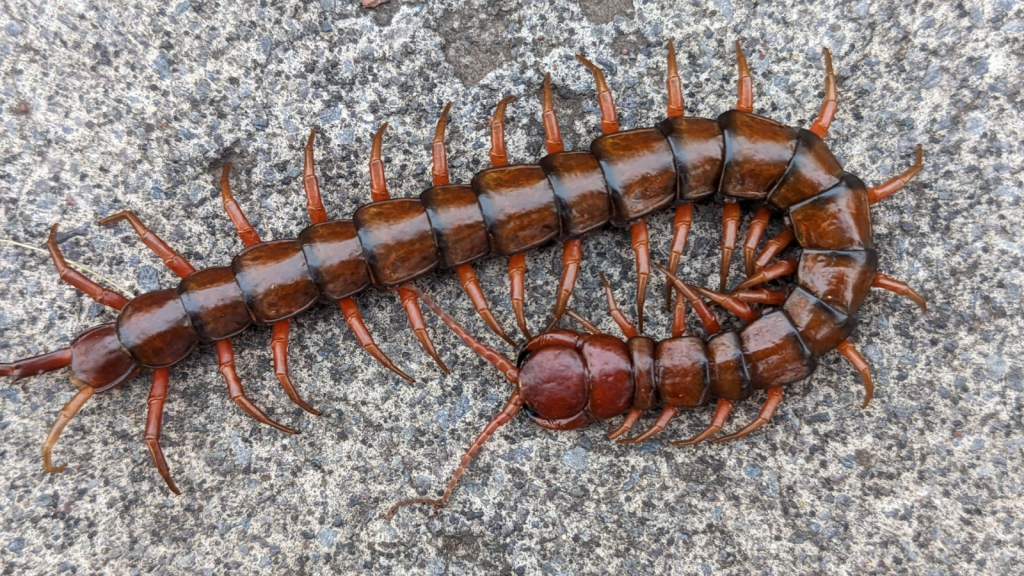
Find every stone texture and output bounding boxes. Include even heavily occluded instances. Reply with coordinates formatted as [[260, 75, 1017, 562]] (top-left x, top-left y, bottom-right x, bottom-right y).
[[0, 0, 1021, 573]]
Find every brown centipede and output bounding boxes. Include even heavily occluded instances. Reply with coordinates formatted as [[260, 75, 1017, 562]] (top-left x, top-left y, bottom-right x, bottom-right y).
[[1, 41, 925, 496]]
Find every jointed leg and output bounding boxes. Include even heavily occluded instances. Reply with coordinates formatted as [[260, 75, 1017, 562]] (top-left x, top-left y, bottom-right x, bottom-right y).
[[599, 272, 638, 338], [388, 393, 524, 521], [671, 289, 688, 337], [489, 96, 517, 167], [665, 203, 693, 309], [338, 298, 413, 382], [720, 200, 741, 291], [734, 40, 753, 113], [432, 102, 454, 185], [674, 399, 734, 446], [271, 320, 320, 415], [1, 347, 72, 382], [618, 405, 680, 444], [454, 264, 516, 347], [43, 385, 95, 473], [713, 387, 783, 443], [369, 123, 391, 202], [654, 263, 720, 335], [607, 408, 642, 440], [565, 310, 601, 335], [576, 55, 619, 134], [398, 287, 450, 374], [220, 163, 262, 247], [742, 206, 772, 277], [733, 258, 798, 292], [508, 253, 530, 340], [546, 238, 582, 332], [666, 39, 685, 118], [872, 273, 928, 312], [47, 224, 128, 310], [754, 228, 795, 270], [541, 73, 565, 154], [630, 221, 651, 333], [836, 340, 874, 408], [216, 339, 297, 434], [809, 48, 837, 139], [690, 285, 759, 323], [145, 368, 180, 494], [733, 288, 788, 306], [100, 211, 195, 278], [867, 145, 924, 205], [304, 128, 329, 224]]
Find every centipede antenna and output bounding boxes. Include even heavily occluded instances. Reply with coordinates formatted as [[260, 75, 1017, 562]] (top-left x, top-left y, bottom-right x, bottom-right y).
[[369, 123, 391, 202], [576, 55, 619, 134], [432, 102, 453, 186], [541, 73, 564, 154], [867, 145, 924, 205], [388, 393, 524, 522], [666, 38, 684, 118], [43, 386, 95, 473], [836, 340, 874, 408], [809, 48, 837, 139], [402, 283, 519, 383]]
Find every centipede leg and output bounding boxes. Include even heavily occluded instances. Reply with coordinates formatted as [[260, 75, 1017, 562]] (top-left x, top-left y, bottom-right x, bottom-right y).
[[304, 128, 329, 224], [508, 253, 530, 340], [541, 73, 565, 154], [690, 284, 759, 323], [836, 340, 874, 408], [607, 408, 642, 440], [665, 203, 693, 309], [219, 163, 262, 247], [565, 310, 602, 335], [545, 238, 583, 333], [674, 399, 734, 446], [99, 211, 195, 278], [733, 258, 799, 292], [42, 385, 95, 473], [713, 387, 783, 443], [666, 38, 685, 118], [338, 298, 413, 382], [453, 264, 515, 347], [872, 273, 928, 312], [398, 287, 450, 374], [145, 367, 180, 494], [271, 320, 320, 415], [867, 145, 924, 205], [719, 200, 741, 292], [216, 339, 297, 434], [734, 40, 754, 113], [369, 123, 391, 202], [598, 272, 638, 338], [742, 206, 771, 277], [630, 221, 651, 333], [671, 289, 688, 337], [754, 228, 795, 271], [576, 55, 620, 134], [654, 263, 720, 335], [0, 347, 72, 382], [46, 224, 128, 311], [809, 48, 837, 139], [388, 393, 524, 522], [618, 405, 680, 444], [732, 288, 789, 306]]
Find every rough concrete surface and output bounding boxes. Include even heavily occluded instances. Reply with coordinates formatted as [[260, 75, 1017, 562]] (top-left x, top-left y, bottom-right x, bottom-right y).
[[0, 0, 1020, 573]]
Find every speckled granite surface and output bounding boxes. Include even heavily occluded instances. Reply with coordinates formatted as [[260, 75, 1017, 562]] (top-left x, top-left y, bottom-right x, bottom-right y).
[[0, 0, 1021, 573]]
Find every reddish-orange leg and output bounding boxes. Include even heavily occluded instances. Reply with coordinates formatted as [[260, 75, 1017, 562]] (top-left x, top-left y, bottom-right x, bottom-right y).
[[720, 200, 741, 291], [836, 340, 874, 408], [366, 122, 447, 373], [674, 399, 735, 446], [665, 203, 693, 309], [598, 272, 639, 339], [221, 164, 320, 409], [488, 95, 532, 340], [216, 339, 296, 434], [0, 347, 72, 383], [654, 264, 720, 335], [618, 405, 680, 445], [734, 41, 753, 113], [754, 228, 795, 271], [566, 310, 602, 335], [868, 145, 924, 205], [690, 285, 759, 323], [46, 224, 128, 311], [809, 48, 837, 139], [389, 284, 523, 520], [713, 387, 784, 443], [872, 273, 928, 312], [733, 258, 798, 292], [432, 103, 514, 347], [733, 288, 789, 306], [742, 206, 772, 277], [145, 367, 180, 493], [338, 297, 413, 382], [100, 211, 196, 277]]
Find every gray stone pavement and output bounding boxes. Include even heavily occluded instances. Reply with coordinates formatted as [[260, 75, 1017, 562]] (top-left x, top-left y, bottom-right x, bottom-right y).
[[0, 0, 1021, 573]]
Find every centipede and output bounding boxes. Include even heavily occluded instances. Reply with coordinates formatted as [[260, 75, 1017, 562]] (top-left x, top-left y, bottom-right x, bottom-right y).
[[1, 41, 925, 500]]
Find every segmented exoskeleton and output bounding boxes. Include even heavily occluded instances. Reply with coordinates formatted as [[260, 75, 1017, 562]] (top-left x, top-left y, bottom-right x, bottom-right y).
[[1, 41, 925, 495]]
